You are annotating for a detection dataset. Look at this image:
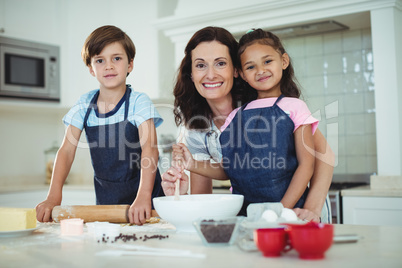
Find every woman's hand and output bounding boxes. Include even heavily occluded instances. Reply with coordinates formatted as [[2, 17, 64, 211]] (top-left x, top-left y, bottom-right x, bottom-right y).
[[172, 143, 195, 171], [161, 166, 189, 196], [293, 208, 321, 222]]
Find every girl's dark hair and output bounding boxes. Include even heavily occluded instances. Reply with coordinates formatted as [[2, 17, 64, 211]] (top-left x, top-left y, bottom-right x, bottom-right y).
[[173, 26, 253, 130], [237, 28, 301, 98]]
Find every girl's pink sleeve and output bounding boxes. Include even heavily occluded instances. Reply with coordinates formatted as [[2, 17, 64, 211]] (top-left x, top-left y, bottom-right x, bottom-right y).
[[283, 99, 319, 134]]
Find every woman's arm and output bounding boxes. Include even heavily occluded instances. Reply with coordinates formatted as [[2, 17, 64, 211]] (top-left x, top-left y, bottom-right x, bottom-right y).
[[190, 173, 213, 194], [281, 124, 315, 208], [295, 129, 334, 221], [173, 143, 229, 180], [161, 166, 190, 196], [35, 125, 81, 222]]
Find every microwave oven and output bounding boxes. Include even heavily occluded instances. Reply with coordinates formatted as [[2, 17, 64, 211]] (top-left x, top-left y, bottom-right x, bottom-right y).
[[0, 36, 60, 101]]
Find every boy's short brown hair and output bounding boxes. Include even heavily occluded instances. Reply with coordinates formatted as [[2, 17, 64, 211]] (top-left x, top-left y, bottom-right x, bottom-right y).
[[81, 25, 136, 67]]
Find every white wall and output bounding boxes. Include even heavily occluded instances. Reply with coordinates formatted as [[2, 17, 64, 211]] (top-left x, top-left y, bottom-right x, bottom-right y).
[[61, 0, 161, 105], [284, 28, 376, 175], [371, 7, 402, 175]]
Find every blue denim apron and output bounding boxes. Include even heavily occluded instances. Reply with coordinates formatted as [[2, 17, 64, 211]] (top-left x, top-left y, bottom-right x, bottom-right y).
[[220, 95, 308, 215], [83, 86, 163, 205]]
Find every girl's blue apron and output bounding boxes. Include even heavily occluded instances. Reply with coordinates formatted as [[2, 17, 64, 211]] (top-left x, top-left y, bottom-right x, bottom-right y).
[[83, 86, 163, 205], [220, 95, 308, 215]]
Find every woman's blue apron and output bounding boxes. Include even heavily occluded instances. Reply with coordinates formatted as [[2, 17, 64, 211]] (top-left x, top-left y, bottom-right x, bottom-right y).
[[220, 95, 308, 215], [83, 86, 163, 205]]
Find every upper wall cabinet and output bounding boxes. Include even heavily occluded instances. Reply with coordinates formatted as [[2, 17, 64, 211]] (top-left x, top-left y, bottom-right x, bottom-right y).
[[0, 0, 65, 45]]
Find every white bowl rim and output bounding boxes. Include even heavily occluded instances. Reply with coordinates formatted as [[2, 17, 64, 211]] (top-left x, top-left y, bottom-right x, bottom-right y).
[[153, 194, 244, 202]]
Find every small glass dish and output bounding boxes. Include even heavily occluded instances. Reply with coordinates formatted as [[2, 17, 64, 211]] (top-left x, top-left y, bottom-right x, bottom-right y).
[[193, 216, 244, 247]]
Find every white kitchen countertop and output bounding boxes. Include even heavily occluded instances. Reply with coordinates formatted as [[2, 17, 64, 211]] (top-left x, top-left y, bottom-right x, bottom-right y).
[[341, 185, 402, 197], [1, 222, 402, 267]]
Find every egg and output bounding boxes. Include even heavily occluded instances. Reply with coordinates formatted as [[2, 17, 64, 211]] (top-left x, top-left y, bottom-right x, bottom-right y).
[[280, 208, 298, 222], [261, 209, 279, 222]]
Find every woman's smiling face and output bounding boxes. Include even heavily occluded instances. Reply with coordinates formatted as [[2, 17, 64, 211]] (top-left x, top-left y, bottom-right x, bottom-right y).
[[191, 41, 237, 101]]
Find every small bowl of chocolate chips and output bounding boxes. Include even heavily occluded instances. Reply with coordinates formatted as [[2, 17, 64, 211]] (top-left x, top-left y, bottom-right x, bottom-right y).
[[193, 216, 244, 247]]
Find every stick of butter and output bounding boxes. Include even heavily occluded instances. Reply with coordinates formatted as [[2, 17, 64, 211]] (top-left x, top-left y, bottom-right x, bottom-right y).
[[0, 207, 37, 231]]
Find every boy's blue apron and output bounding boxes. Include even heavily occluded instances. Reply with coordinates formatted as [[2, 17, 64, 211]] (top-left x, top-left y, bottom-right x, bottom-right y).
[[220, 95, 308, 215], [83, 86, 163, 205]]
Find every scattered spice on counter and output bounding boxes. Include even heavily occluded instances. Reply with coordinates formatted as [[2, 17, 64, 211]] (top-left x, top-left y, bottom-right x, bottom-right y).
[[97, 233, 169, 243], [200, 220, 235, 243]]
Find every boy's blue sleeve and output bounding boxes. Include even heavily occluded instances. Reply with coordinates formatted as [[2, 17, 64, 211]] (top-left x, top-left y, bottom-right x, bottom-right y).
[[62, 101, 87, 130], [62, 92, 94, 130], [129, 93, 163, 127]]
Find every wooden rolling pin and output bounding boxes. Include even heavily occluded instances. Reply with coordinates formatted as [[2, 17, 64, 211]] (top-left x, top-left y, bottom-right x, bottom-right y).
[[52, 205, 159, 223]]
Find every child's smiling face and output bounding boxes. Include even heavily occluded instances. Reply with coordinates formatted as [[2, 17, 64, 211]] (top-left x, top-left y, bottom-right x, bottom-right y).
[[239, 42, 289, 99], [89, 42, 133, 91]]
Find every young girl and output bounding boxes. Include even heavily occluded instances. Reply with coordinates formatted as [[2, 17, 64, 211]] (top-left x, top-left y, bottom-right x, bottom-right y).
[[173, 28, 318, 216], [219, 28, 317, 214], [35, 25, 164, 225]]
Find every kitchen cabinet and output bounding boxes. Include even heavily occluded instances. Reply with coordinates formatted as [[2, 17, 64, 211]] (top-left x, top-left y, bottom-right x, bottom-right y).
[[342, 186, 402, 226], [0, 0, 64, 46], [0, 1, 4, 33], [343, 196, 402, 226]]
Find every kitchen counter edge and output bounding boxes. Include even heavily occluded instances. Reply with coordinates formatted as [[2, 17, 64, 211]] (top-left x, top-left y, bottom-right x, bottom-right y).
[[341, 185, 402, 197]]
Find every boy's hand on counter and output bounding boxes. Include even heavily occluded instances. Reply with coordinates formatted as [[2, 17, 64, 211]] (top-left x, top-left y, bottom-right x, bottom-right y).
[[129, 196, 152, 225], [35, 199, 61, 222]]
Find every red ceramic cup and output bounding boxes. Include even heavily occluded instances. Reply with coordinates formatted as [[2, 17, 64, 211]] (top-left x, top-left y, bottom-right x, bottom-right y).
[[254, 227, 290, 257], [287, 222, 334, 260]]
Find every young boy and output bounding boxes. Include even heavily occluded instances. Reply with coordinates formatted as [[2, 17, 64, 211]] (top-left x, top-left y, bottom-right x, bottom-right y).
[[35, 25, 164, 225]]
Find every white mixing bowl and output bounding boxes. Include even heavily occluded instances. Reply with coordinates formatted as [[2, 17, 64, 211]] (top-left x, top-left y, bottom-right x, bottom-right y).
[[153, 194, 244, 232]]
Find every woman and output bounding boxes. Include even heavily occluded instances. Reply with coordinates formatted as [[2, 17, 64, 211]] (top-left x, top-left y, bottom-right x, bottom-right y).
[[162, 26, 334, 222]]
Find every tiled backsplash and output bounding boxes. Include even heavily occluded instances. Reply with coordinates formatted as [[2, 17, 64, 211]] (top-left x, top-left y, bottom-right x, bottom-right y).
[[283, 28, 376, 175]]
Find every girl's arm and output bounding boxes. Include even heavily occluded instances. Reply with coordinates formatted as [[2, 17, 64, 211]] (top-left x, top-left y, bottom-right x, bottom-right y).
[[173, 143, 229, 180], [281, 124, 315, 209], [129, 119, 159, 225], [295, 129, 334, 221], [35, 125, 81, 222]]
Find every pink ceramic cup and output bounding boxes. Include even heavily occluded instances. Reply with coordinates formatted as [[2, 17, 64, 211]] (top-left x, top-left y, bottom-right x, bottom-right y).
[[254, 227, 290, 257]]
